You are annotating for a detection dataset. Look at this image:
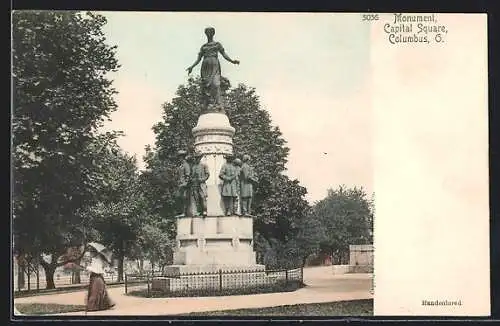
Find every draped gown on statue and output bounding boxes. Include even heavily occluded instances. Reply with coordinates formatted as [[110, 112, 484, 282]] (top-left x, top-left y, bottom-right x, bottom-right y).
[[199, 42, 224, 106]]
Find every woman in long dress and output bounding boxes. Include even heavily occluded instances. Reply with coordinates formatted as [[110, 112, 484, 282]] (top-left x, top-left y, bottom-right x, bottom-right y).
[[85, 254, 115, 312], [187, 27, 240, 111]]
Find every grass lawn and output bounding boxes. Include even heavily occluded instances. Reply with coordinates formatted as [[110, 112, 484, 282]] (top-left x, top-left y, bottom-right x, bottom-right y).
[[15, 303, 87, 315], [183, 299, 373, 316]]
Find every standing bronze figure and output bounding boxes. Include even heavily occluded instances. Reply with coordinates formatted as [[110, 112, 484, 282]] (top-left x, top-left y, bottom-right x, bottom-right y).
[[186, 27, 240, 112], [233, 158, 242, 215], [240, 154, 258, 216], [191, 152, 210, 217], [177, 150, 192, 216], [219, 153, 239, 215]]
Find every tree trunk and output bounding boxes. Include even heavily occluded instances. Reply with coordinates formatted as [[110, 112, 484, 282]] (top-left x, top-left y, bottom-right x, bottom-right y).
[[41, 263, 56, 289], [73, 258, 81, 284], [117, 255, 124, 282], [18, 264, 25, 289], [332, 251, 338, 265], [117, 240, 125, 282], [343, 250, 349, 265], [72, 269, 81, 284], [301, 256, 308, 267], [75, 269, 81, 283]]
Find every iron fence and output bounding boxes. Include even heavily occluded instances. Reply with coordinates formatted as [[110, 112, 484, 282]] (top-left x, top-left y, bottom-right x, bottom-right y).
[[125, 267, 304, 297], [14, 263, 119, 294], [14, 273, 118, 292]]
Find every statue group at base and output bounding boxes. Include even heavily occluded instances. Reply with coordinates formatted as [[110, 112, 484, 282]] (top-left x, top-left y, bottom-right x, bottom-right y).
[[219, 153, 258, 216], [177, 150, 257, 217], [176, 150, 210, 217]]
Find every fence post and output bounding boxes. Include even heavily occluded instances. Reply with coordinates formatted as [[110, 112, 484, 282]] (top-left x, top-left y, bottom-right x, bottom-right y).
[[27, 265, 31, 291], [219, 269, 223, 293], [285, 269, 289, 286], [301, 266, 304, 284], [124, 274, 128, 294]]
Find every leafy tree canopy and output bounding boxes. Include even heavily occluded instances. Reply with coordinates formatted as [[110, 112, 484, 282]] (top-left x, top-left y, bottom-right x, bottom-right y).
[[12, 10, 120, 288], [313, 185, 373, 263]]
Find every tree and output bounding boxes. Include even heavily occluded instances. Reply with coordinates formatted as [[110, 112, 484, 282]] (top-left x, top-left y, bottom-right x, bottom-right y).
[[140, 146, 179, 239], [253, 174, 309, 243], [254, 210, 325, 269], [313, 186, 373, 264], [86, 147, 148, 282], [137, 218, 175, 273], [12, 10, 119, 289], [295, 209, 326, 267], [144, 77, 310, 260]]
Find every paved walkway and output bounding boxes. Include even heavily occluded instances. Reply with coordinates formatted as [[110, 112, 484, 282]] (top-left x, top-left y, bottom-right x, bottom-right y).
[[14, 266, 373, 316]]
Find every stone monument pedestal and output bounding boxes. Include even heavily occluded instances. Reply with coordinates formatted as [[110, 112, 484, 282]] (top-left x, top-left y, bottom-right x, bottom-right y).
[[164, 215, 265, 276]]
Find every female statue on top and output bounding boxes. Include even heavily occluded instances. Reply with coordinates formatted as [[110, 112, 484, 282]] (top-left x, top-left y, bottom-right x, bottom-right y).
[[187, 27, 240, 112]]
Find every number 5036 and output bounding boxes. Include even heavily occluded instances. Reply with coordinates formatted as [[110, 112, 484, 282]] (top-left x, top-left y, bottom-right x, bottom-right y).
[[362, 14, 379, 21]]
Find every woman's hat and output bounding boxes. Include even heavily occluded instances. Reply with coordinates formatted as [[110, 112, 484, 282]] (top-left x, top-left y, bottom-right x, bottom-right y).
[[86, 242, 112, 264]]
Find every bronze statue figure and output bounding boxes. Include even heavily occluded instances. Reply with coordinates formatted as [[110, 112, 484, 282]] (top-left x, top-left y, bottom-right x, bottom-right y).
[[240, 154, 258, 216], [177, 150, 192, 216], [187, 27, 240, 112], [219, 153, 239, 216], [191, 151, 210, 217], [233, 157, 242, 215]]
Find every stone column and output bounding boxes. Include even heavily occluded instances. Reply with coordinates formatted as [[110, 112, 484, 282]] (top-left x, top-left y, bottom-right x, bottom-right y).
[[192, 112, 235, 217]]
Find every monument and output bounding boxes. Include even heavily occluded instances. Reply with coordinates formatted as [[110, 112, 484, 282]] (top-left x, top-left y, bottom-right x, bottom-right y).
[[162, 27, 264, 277]]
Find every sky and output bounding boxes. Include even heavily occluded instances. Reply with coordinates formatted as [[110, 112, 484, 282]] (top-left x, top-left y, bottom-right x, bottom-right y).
[[99, 12, 372, 203]]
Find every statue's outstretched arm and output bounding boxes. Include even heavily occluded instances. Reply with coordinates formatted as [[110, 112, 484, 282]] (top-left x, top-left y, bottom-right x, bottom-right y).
[[187, 52, 203, 74], [219, 45, 240, 65]]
